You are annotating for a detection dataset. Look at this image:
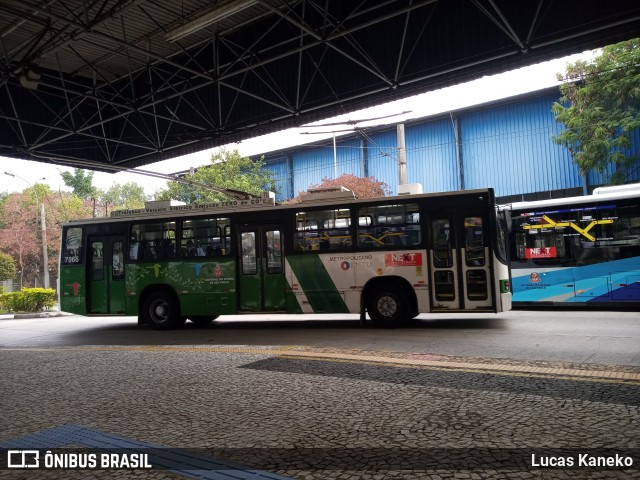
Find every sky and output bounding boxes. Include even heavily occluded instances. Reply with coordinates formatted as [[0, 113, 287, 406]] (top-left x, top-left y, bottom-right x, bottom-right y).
[[0, 50, 597, 197]]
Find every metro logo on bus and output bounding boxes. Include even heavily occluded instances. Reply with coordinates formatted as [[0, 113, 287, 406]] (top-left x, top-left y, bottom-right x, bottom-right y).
[[525, 247, 556, 259], [385, 253, 423, 267]]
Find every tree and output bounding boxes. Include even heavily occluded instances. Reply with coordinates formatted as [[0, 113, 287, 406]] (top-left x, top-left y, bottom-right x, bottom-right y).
[[0, 251, 16, 282], [290, 174, 391, 203], [0, 192, 41, 287], [156, 149, 277, 203], [552, 38, 640, 184], [60, 168, 98, 199], [0, 192, 8, 228], [99, 181, 148, 210], [0, 188, 92, 287]]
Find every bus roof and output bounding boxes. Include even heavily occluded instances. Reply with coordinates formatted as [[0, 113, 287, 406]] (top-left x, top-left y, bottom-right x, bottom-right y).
[[505, 183, 640, 212], [63, 187, 495, 226], [592, 182, 640, 195]]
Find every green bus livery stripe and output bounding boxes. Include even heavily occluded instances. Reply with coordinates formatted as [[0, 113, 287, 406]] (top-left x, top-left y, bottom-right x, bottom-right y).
[[287, 255, 349, 313]]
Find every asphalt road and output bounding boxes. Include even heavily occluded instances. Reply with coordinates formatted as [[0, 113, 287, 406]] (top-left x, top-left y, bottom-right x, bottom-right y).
[[1, 309, 639, 366]]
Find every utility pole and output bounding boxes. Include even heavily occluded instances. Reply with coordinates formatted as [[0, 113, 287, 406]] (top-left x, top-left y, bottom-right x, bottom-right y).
[[40, 202, 50, 289], [333, 132, 337, 179], [301, 110, 413, 183], [397, 123, 407, 186]]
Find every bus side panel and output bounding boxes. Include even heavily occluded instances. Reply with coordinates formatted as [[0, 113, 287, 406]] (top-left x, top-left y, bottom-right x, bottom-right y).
[[286, 254, 350, 313], [261, 258, 287, 311], [286, 250, 429, 314], [59, 266, 87, 315], [493, 256, 511, 312], [512, 256, 640, 305], [322, 250, 429, 313], [124, 258, 238, 316]]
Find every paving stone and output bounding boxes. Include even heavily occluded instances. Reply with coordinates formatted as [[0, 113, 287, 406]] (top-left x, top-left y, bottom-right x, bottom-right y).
[[0, 348, 638, 479]]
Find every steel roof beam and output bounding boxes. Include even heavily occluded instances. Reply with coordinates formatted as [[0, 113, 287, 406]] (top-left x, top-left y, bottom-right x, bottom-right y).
[[2, 0, 215, 83], [261, 1, 393, 87], [19, 0, 429, 132], [0, 112, 158, 151], [530, 14, 640, 50], [396, 1, 437, 81], [27, 80, 207, 151]]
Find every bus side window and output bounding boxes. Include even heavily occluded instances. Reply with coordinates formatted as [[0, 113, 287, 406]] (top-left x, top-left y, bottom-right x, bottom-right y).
[[181, 217, 230, 258], [432, 219, 452, 268], [464, 216, 485, 266], [112, 241, 124, 280], [357, 203, 420, 248], [597, 203, 640, 246], [241, 232, 257, 274], [514, 213, 568, 260], [295, 209, 352, 252], [129, 227, 141, 260], [130, 222, 175, 261], [62, 227, 83, 264], [515, 232, 527, 260], [91, 241, 104, 280]]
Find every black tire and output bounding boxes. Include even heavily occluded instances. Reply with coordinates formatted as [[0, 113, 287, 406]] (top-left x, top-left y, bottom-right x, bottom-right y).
[[189, 315, 219, 325], [367, 285, 410, 327], [142, 291, 181, 330]]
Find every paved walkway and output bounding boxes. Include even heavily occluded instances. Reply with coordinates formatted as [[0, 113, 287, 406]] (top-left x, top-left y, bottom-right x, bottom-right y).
[[2, 343, 639, 479]]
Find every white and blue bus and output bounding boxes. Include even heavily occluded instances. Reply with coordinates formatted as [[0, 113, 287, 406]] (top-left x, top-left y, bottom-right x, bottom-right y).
[[507, 183, 640, 307]]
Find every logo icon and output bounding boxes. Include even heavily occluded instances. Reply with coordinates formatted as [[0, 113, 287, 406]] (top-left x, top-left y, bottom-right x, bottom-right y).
[[7, 450, 40, 468], [213, 264, 224, 277], [529, 272, 541, 283], [340, 261, 350, 271]]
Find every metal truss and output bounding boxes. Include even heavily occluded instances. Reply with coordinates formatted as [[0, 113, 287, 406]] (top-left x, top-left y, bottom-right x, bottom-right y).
[[0, 0, 639, 171]]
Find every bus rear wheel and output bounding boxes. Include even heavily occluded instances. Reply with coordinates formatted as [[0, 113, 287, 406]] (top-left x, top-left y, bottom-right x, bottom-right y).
[[367, 286, 410, 327], [142, 291, 181, 330]]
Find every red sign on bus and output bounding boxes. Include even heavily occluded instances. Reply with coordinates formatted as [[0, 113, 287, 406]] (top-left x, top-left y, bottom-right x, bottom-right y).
[[385, 253, 423, 266], [525, 247, 556, 259]]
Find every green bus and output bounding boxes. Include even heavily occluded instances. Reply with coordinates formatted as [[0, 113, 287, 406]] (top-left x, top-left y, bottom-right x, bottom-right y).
[[59, 187, 511, 329]]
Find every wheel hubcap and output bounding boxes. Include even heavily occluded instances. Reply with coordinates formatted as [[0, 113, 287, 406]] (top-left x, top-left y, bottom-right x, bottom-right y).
[[151, 301, 168, 323], [377, 294, 398, 318]]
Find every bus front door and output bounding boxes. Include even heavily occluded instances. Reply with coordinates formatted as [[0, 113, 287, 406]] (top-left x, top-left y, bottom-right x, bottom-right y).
[[88, 236, 126, 314], [237, 225, 287, 312], [429, 213, 494, 311]]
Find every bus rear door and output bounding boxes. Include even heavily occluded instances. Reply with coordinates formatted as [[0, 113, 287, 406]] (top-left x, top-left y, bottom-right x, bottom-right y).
[[87, 236, 126, 314], [237, 224, 287, 312], [428, 212, 495, 311]]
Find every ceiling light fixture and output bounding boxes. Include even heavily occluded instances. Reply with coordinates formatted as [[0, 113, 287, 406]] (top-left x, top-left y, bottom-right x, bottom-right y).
[[165, 0, 259, 43], [17, 66, 41, 90]]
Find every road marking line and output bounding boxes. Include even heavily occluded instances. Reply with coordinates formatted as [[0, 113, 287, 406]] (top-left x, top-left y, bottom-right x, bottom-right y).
[[3, 345, 639, 383]]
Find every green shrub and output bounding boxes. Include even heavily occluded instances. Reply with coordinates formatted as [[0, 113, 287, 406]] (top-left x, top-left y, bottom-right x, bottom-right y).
[[0, 288, 56, 313], [0, 251, 16, 282]]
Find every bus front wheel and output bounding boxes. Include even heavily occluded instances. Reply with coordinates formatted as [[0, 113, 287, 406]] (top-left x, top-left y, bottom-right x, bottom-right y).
[[367, 286, 410, 327], [142, 291, 181, 330]]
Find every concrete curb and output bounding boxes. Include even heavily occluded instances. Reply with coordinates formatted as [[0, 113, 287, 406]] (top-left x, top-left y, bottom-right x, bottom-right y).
[[6, 311, 72, 319]]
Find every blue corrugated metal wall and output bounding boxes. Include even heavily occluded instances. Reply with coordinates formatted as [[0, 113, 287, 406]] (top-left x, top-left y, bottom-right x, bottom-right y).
[[461, 94, 581, 197], [291, 148, 332, 197], [263, 157, 291, 202], [261, 90, 640, 200], [366, 130, 398, 194], [292, 138, 362, 197], [406, 120, 459, 193]]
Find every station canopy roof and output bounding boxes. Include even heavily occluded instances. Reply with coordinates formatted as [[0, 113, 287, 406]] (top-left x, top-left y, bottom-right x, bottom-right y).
[[1, 0, 639, 172]]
